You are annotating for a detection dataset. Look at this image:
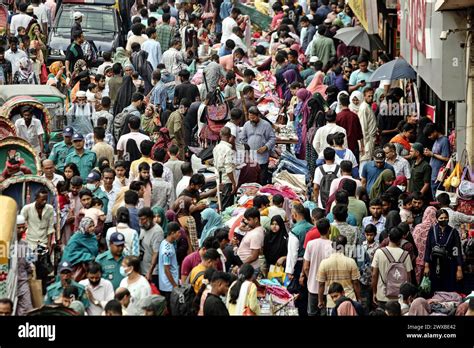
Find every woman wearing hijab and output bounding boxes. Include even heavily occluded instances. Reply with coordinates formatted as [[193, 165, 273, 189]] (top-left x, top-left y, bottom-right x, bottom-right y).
[[141, 104, 161, 135], [47, 61, 70, 108], [112, 75, 137, 116], [200, 208, 224, 247], [378, 210, 401, 243], [130, 44, 154, 94], [412, 206, 437, 283], [61, 217, 99, 271], [151, 127, 172, 161], [306, 71, 327, 98], [349, 91, 363, 113], [263, 215, 288, 266], [113, 47, 131, 67], [13, 57, 38, 84], [283, 69, 301, 101], [331, 91, 349, 113], [369, 169, 395, 200], [226, 264, 260, 315], [423, 209, 463, 293], [152, 206, 168, 232], [407, 298, 431, 316], [293, 88, 312, 159]]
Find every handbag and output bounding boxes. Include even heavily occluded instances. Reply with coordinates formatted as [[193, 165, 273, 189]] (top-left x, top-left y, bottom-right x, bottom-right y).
[[419, 276, 431, 296], [444, 161, 462, 190], [437, 157, 453, 183], [458, 167, 474, 200], [201, 0, 215, 19]]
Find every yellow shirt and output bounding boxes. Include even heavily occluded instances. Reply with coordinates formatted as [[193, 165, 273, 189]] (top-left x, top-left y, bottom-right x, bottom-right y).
[[129, 157, 156, 182], [189, 264, 207, 294], [226, 281, 261, 315]]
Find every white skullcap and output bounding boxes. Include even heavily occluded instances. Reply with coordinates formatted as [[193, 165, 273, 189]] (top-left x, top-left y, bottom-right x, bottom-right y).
[[17, 215, 25, 225]]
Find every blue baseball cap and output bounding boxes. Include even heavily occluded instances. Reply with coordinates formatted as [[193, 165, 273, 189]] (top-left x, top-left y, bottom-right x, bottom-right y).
[[63, 127, 74, 137], [86, 171, 101, 183], [58, 261, 73, 273], [110, 232, 125, 246], [72, 133, 84, 141]]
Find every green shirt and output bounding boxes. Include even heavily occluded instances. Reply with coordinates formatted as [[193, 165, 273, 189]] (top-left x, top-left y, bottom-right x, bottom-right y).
[[96, 250, 124, 290], [44, 280, 90, 308], [65, 150, 97, 180], [48, 141, 74, 172], [409, 159, 432, 198]]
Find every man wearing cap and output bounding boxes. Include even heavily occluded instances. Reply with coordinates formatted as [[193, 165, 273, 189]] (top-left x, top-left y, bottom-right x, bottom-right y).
[[49, 127, 75, 172], [41, 159, 65, 186], [240, 106, 276, 185], [409, 143, 432, 201], [361, 149, 395, 194], [96, 232, 126, 290], [86, 171, 109, 212], [44, 261, 89, 308], [68, 90, 95, 136], [15, 215, 34, 316], [71, 11, 83, 41], [65, 133, 97, 180]]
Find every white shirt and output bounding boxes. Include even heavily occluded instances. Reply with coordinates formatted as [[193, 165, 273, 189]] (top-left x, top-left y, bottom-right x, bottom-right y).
[[221, 16, 238, 44], [142, 39, 162, 70], [15, 117, 44, 153], [228, 33, 247, 52], [119, 275, 152, 315], [101, 185, 119, 223], [117, 132, 150, 159], [176, 175, 191, 198], [312, 123, 347, 155], [10, 13, 33, 35], [313, 163, 341, 208], [285, 233, 299, 275], [32, 4, 48, 24], [5, 49, 27, 75], [78, 278, 115, 316], [213, 141, 236, 185], [42, 173, 65, 187]]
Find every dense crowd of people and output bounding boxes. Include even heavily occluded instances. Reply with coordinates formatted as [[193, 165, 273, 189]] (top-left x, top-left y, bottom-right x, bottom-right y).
[[0, 0, 473, 317]]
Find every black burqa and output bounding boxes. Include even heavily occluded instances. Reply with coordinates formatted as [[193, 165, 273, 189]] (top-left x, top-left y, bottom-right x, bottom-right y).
[[263, 215, 289, 266], [113, 76, 136, 116], [131, 50, 154, 95]]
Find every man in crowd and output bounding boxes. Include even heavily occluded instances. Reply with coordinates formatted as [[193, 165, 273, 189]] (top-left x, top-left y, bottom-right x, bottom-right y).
[[79, 262, 115, 316], [361, 150, 394, 194], [409, 143, 432, 202], [65, 133, 97, 180], [14, 106, 44, 156]]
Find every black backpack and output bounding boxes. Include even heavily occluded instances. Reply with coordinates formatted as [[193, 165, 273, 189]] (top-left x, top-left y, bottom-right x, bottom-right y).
[[319, 164, 340, 207], [169, 271, 205, 316]]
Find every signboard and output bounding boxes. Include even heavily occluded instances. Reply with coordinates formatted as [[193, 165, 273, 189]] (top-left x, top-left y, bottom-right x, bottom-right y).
[[348, 0, 378, 34]]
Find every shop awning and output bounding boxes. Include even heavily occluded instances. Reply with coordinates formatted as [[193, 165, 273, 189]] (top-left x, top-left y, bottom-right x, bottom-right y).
[[347, 0, 379, 34], [435, 0, 474, 11]]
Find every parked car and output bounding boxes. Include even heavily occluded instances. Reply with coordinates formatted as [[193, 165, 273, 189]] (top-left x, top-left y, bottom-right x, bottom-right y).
[[47, 0, 126, 66]]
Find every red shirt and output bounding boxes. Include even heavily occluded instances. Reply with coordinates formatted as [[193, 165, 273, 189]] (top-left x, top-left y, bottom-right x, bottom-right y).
[[336, 109, 364, 152], [303, 227, 321, 249]]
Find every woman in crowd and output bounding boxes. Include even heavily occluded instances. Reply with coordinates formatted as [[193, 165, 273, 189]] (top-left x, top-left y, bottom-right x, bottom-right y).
[[60, 217, 99, 279], [14, 57, 38, 84], [263, 215, 288, 267], [119, 255, 152, 315], [349, 91, 363, 113], [226, 264, 260, 315], [369, 169, 395, 200], [141, 104, 161, 136], [63, 163, 81, 187], [200, 208, 224, 247], [424, 209, 463, 293], [293, 88, 312, 159]]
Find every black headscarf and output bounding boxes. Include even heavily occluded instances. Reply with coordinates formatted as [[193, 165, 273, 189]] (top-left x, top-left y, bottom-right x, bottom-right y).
[[131, 50, 154, 95], [113, 76, 136, 116], [379, 210, 401, 243], [263, 215, 288, 266]]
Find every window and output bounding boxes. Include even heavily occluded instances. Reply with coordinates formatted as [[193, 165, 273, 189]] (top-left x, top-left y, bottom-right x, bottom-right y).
[[56, 8, 115, 37]]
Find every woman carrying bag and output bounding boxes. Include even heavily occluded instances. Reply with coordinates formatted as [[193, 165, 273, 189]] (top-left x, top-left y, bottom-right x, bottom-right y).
[[226, 264, 260, 316], [424, 209, 463, 293]]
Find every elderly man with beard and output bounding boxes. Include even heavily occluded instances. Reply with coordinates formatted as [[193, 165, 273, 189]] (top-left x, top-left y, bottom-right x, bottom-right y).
[[67, 90, 95, 136], [79, 262, 114, 316]]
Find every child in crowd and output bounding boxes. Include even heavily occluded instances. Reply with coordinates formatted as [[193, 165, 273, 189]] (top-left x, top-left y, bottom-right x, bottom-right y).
[[399, 193, 414, 225], [267, 194, 286, 221], [224, 71, 237, 107]]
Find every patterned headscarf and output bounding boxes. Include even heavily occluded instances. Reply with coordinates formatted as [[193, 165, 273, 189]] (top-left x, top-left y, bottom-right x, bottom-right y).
[[78, 217, 95, 234]]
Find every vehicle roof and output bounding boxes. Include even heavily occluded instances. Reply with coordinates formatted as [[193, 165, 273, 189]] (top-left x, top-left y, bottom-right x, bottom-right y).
[[61, 0, 116, 8], [0, 85, 65, 100]]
